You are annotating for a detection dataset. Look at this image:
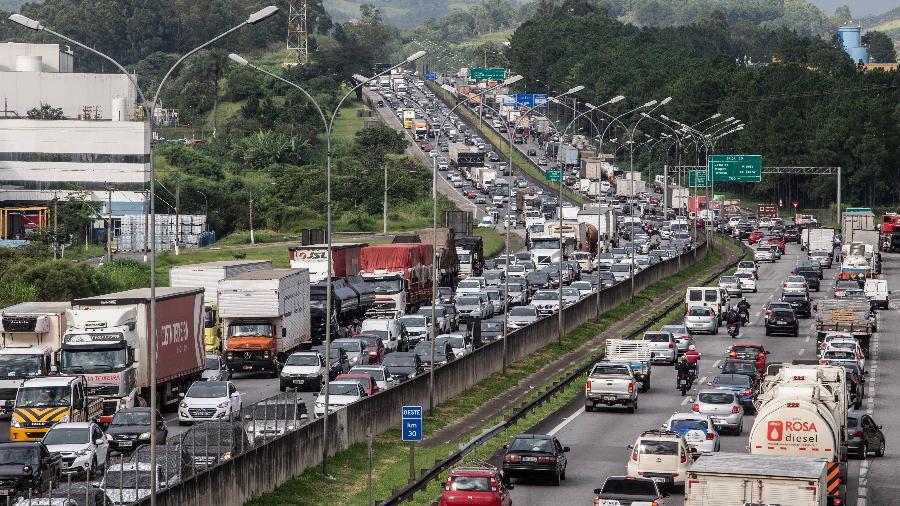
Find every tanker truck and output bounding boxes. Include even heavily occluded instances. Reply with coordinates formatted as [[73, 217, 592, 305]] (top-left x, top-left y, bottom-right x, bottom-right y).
[[749, 364, 848, 505]]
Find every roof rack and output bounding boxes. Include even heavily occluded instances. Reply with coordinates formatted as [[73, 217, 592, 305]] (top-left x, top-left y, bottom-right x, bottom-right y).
[[639, 429, 681, 438]]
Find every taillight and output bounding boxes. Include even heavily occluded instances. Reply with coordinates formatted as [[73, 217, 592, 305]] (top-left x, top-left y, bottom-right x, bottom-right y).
[[732, 405, 741, 413], [692, 403, 699, 412], [706, 433, 715, 440], [854, 431, 864, 438], [631, 450, 638, 461], [668, 342, 673, 349], [680, 452, 687, 463], [729, 351, 736, 358], [586, 380, 592, 391], [742, 389, 753, 396], [628, 383, 634, 394], [504, 455, 522, 463]]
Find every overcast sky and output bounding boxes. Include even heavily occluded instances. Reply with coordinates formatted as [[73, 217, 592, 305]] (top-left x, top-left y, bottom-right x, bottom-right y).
[[807, 0, 897, 17]]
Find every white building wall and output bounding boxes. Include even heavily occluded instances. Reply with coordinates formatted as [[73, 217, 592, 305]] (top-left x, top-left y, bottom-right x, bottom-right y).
[[0, 42, 72, 73], [0, 72, 138, 120]]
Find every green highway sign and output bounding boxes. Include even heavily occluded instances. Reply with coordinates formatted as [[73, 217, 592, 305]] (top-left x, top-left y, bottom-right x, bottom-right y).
[[689, 169, 709, 188], [469, 67, 506, 81], [708, 155, 762, 183], [544, 170, 562, 182]]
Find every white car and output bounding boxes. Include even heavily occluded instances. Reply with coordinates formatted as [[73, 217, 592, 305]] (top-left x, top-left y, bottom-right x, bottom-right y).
[[570, 281, 594, 298], [734, 272, 757, 292], [477, 216, 494, 228], [349, 365, 395, 391], [314, 380, 367, 416], [626, 430, 695, 487], [662, 413, 721, 453], [530, 290, 561, 316], [280, 351, 327, 392], [42, 422, 109, 476], [561, 287, 581, 305], [201, 354, 231, 381], [178, 381, 242, 425], [507, 306, 539, 329], [440, 334, 472, 358], [754, 246, 774, 262]]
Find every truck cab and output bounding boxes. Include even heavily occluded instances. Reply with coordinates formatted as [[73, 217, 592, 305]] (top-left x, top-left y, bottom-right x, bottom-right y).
[[224, 320, 281, 376], [0, 346, 54, 416], [11, 376, 100, 441], [203, 304, 220, 352]]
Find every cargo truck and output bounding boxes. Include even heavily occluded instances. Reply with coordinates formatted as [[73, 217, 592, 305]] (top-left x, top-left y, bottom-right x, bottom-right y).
[[415, 228, 459, 288], [839, 237, 878, 283], [685, 453, 830, 506], [455, 236, 484, 279], [219, 269, 311, 377], [802, 228, 835, 254], [61, 288, 205, 422], [0, 302, 69, 416], [842, 208, 875, 243], [814, 299, 875, 355], [402, 109, 415, 129], [616, 179, 646, 197], [169, 260, 271, 352], [604, 339, 652, 392], [449, 143, 484, 168], [749, 364, 848, 505], [288, 243, 365, 283], [359, 244, 433, 314], [556, 145, 579, 166]]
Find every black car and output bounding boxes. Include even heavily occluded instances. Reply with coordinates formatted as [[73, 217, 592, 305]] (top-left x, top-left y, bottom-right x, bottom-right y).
[[765, 308, 799, 336], [783, 225, 801, 243], [414, 340, 455, 369], [781, 293, 812, 318], [794, 269, 820, 291], [480, 320, 504, 344], [0, 442, 60, 497], [502, 433, 569, 485], [181, 422, 250, 470], [843, 366, 865, 409], [105, 408, 168, 454], [719, 359, 761, 384], [848, 411, 885, 458], [311, 345, 350, 379], [381, 352, 422, 383]]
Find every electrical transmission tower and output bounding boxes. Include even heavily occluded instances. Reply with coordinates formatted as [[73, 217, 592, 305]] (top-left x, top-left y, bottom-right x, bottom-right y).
[[286, 0, 309, 65]]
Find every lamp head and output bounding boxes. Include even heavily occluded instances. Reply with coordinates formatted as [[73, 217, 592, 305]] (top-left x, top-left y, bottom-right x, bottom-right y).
[[502, 74, 523, 86], [8, 14, 42, 30], [710, 113, 722, 120], [566, 85, 585, 95], [406, 50, 427, 62], [352, 74, 369, 83], [246, 6, 279, 25], [660, 96, 672, 105], [228, 53, 249, 66], [642, 100, 658, 108]]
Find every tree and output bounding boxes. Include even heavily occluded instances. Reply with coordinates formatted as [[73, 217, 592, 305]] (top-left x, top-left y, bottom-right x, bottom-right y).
[[26, 103, 64, 120], [58, 189, 102, 246], [863, 31, 897, 63], [352, 126, 408, 165]]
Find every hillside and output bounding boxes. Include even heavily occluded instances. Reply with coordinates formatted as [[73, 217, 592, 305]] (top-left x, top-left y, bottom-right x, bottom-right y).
[[326, 0, 483, 27], [0, 0, 38, 12], [862, 5, 900, 41]]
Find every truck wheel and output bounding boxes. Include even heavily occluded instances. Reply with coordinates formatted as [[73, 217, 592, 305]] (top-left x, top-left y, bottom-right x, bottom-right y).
[[584, 404, 594, 412]]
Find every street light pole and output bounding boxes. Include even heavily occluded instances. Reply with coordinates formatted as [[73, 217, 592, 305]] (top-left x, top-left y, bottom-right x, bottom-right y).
[[10, 7, 281, 506]]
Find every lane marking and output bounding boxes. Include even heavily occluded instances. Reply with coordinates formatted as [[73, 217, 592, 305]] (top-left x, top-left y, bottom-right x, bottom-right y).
[[681, 397, 691, 406], [798, 348, 805, 356], [713, 360, 720, 368], [548, 407, 585, 436], [804, 336, 810, 343]]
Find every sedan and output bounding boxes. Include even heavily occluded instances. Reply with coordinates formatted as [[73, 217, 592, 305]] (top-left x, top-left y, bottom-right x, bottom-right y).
[[718, 276, 743, 298], [709, 374, 756, 414], [754, 246, 774, 262], [719, 359, 762, 386], [660, 324, 693, 355], [381, 352, 421, 383], [662, 413, 720, 453], [693, 389, 743, 435], [727, 344, 769, 373], [178, 381, 242, 425], [530, 290, 561, 316], [561, 287, 581, 305], [848, 411, 886, 458], [782, 275, 809, 294], [685, 306, 718, 335], [765, 308, 799, 336], [508, 306, 539, 329], [331, 338, 370, 368], [734, 272, 757, 293], [43, 422, 109, 476], [502, 433, 569, 485]]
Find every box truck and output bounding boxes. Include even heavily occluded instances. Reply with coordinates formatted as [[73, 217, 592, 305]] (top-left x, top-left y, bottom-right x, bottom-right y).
[[62, 288, 205, 422], [219, 269, 311, 377], [359, 244, 434, 313], [169, 260, 272, 352], [0, 302, 69, 416]]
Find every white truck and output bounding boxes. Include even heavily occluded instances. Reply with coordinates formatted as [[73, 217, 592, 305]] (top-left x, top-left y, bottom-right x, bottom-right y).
[[62, 288, 205, 422], [616, 179, 647, 197], [477, 168, 497, 190], [219, 269, 311, 377], [749, 364, 848, 505], [604, 339, 652, 392], [685, 453, 830, 506], [529, 234, 565, 266], [0, 302, 69, 416], [803, 228, 835, 253], [584, 361, 639, 413], [169, 260, 272, 352]]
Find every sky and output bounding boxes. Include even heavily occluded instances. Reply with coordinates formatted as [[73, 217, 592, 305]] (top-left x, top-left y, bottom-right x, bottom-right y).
[[807, 0, 898, 17]]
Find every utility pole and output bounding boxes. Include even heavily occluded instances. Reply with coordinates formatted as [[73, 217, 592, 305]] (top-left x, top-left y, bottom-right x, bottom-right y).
[[106, 185, 113, 263], [174, 182, 181, 255], [52, 192, 59, 260], [249, 189, 255, 244], [383, 165, 388, 236], [143, 189, 149, 262]]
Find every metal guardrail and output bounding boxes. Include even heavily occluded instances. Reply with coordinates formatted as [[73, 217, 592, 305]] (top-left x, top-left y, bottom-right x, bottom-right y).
[[379, 236, 748, 505]]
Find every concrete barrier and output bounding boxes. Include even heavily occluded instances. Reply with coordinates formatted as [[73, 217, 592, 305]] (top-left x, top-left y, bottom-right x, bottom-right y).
[[140, 242, 708, 506]]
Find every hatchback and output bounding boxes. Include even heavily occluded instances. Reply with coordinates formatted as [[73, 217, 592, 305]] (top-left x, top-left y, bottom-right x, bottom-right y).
[[439, 466, 513, 506], [501, 434, 569, 485], [781, 292, 811, 317], [764, 308, 799, 336], [660, 325, 692, 354], [782, 275, 809, 294], [662, 413, 720, 453], [708, 374, 756, 414], [685, 306, 718, 335], [626, 431, 694, 487], [640, 331, 676, 365], [848, 411, 886, 459], [692, 389, 743, 435]]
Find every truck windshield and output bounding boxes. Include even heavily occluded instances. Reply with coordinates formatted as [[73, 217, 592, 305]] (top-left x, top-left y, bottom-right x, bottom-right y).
[[60, 347, 129, 373], [366, 278, 403, 294], [0, 355, 44, 378], [457, 253, 471, 263], [228, 324, 273, 338], [0, 447, 38, 465], [531, 238, 560, 250], [17, 386, 70, 407]]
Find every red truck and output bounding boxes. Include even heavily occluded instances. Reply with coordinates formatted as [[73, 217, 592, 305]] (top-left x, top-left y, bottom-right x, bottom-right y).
[[289, 242, 368, 283], [359, 244, 433, 314]]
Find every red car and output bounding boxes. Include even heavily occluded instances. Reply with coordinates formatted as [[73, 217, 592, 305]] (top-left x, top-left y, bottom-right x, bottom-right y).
[[649, 197, 660, 206], [763, 236, 785, 253], [727, 343, 769, 373], [692, 217, 706, 229], [440, 466, 513, 506], [335, 373, 379, 396], [466, 190, 479, 199], [355, 334, 386, 364], [747, 230, 764, 244]]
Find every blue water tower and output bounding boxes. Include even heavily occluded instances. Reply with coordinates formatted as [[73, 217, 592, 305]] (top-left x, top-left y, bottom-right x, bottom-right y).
[[838, 25, 869, 64]]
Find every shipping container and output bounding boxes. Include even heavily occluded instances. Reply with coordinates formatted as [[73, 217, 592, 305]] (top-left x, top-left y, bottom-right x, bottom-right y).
[[287, 244, 366, 283]]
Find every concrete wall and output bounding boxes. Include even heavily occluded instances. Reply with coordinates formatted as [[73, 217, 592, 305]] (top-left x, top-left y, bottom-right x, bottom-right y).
[[141, 242, 709, 506]]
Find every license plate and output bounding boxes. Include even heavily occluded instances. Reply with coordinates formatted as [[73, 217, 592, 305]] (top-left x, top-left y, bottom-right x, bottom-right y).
[[522, 456, 537, 462], [776, 320, 786, 324], [652, 477, 668, 483], [294, 380, 305, 384], [0, 490, 9, 496], [243, 365, 253, 370], [602, 395, 616, 402], [119, 441, 132, 447]]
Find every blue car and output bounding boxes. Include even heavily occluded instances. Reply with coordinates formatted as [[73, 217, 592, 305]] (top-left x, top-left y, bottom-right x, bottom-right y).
[[709, 373, 756, 414]]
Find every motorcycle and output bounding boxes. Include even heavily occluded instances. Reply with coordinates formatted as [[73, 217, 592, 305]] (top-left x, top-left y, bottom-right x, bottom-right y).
[[738, 308, 750, 324], [728, 322, 740, 338], [677, 372, 691, 396]]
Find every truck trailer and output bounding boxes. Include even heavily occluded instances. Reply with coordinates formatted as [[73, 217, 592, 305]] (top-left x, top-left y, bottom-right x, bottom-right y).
[[63, 288, 205, 422], [359, 244, 434, 314]]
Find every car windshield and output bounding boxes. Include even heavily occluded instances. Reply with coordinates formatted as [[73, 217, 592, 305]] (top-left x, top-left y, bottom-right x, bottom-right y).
[[601, 478, 658, 496], [723, 362, 756, 374], [824, 350, 856, 360], [43, 427, 90, 445], [16, 386, 70, 407], [446, 337, 466, 349], [509, 437, 553, 453], [0, 447, 38, 465], [482, 321, 502, 332], [457, 297, 480, 306], [739, 262, 755, 268], [720, 277, 738, 283], [0, 354, 44, 378], [204, 358, 222, 370], [187, 382, 227, 398], [228, 324, 273, 337], [699, 392, 735, 404], [642, 333, 670, 342], [670, 419, 709, 432], [400, 317, 427, 327], [533, 292, 557, 301], [689, 307, 713, 316], [733, 346, 762, 354], [286, 354, 319, 366], [510, 307, 536, 317], [562, 288, 580, 297], [638, 440, 678, 455], [448, 476, 492, 492], [382, 355, 415, 367], [110, 410, 151, 426], [350, 368, 385, 381], [333, 341, 362, 352], [327, 383, 360, 396], [714, 375, 750, 387]]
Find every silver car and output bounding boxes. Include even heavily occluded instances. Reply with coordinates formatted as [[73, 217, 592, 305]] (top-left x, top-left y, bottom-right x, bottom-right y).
[[693, 389, 744, 435], [685, 306, 718, 335], [718, 276, 743, 298], [508, 306, 539, 329], [782, 275, 809, 294], [640, 331, 676, 365], [660, 324, 693, 354], [561, 287, 581, 305]]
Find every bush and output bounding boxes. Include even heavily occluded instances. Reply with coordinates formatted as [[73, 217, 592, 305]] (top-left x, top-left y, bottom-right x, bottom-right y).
[[15, 260, 94, 301], [93, 259, 151, 294]]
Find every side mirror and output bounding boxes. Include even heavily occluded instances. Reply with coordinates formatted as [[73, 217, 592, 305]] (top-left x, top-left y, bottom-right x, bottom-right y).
[[627, 444, 634, 450], [593, 488, 602, 495], [878, 425, 883, 429], [563, 446, 570, 452], [178, 393, 185, 399]]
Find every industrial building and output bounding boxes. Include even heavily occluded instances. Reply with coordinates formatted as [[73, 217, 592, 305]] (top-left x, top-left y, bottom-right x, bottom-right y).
[[838, 25, 870, 64], [0, 42, 148, 242]]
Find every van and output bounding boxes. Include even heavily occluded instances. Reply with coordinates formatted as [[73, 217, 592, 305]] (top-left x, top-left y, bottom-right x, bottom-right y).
[[360, 317, 403, 351], [864, 278, 889, 309], [685, 286, 730, 323]]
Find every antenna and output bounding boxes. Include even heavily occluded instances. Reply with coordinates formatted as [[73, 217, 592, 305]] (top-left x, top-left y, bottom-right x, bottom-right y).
[[286, 0, 309, 66]]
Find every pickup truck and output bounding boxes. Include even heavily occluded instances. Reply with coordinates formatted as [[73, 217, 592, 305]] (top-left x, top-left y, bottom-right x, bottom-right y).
[[0, 442, 61, 498], [605, 339, 652, 392], [585, 362, 639, 413]]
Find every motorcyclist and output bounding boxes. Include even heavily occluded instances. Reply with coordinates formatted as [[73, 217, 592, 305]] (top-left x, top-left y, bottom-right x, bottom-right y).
[[725, 307, 742, 331], [685, 345, 701, 365], [675, 356, 693, 387], [737, 299, 751, 324]]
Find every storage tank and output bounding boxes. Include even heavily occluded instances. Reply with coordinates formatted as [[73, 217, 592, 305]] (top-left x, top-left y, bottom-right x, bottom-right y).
[[838, 25, 869, 64], [15, 55, 42, 72], [110, 96, 127, 121]]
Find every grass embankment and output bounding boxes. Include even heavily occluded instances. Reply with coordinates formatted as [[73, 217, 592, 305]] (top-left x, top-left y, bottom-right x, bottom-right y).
[[427, 83, 587, 207], [474, 228, 525, 258], [248, 240, 728, 506]]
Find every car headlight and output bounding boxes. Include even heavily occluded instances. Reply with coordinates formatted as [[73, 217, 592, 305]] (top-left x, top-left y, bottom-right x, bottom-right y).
[[180, 402, 188, 409], [221, 452, 232, 461], [217, 401, 230, 409], [350, 356, 359, 364], [76, 448, 91, 456], [315, 402, 324, 408], [10, 419, 21, 428], [106, 433, 113, 441], [58, 415, 69, 423], [139, 432, 151, 440]]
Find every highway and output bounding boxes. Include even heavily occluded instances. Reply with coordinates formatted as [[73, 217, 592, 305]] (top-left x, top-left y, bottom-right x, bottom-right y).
[[498, 241, 893, 506]]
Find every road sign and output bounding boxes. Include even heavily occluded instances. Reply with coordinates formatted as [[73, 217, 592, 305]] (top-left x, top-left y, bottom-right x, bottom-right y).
[[708, 155, 762, 182], [469, 67, 505, 81], [689, 170, 709, 187], [401, 405, 422, 442], [545, 169, 562, 182], [792, 201, 798, 209], [425, 72, 437, 81], [502, 93, 548, 108]]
